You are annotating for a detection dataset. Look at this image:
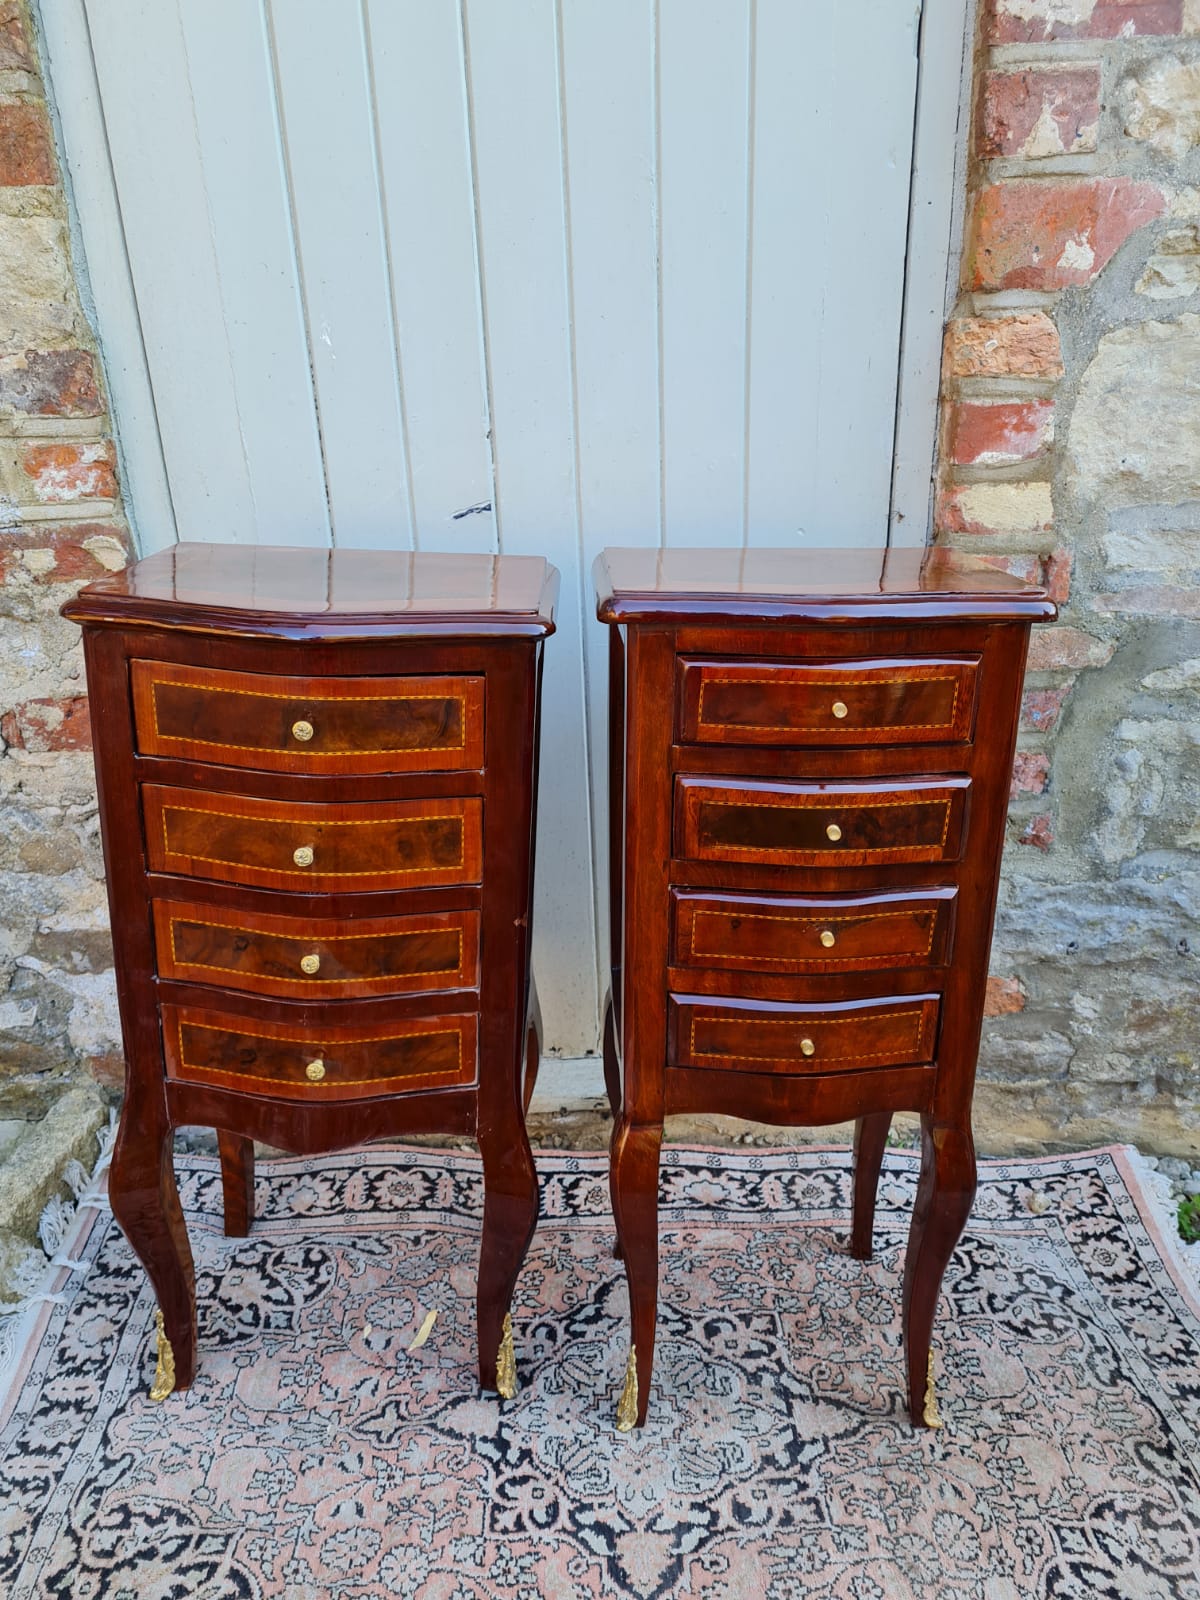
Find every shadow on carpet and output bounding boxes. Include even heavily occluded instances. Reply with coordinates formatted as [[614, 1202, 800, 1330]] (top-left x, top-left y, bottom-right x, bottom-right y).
[[1, 1144, 1198, 1599]]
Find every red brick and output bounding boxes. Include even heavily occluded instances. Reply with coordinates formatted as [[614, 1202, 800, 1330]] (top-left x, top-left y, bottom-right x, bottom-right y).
[[0, 523, 130, 584], [1, 695, 92, 752], [1022, 684, 1073, 732], [971, 180, 1166, 292], [986, 0, 1183, 43], [0, 101, 54, 186], [961, 549, 1070, 604], [985, 975, 1027, 1016], [0, 350, 102, 417], [947, 400, 1054, 467], [0, 2, 34, 73], [979, 67, 1100, 160], [1018, 812, 1055, 851], [1026, 626, 1113, 670], [1043, 547, 1072, 605], [21, 441, 117, 504], [86, 1053, 125, 1092], [1092, 587, 1200, 618], [944, 314, 1064, 380], [1011, 750, 1051, 796], [936, 481, 1053, 537]]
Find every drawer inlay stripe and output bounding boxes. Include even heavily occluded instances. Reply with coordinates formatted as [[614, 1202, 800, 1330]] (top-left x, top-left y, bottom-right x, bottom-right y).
[[688, 1006, 933, 1069], [151, 681, 469, 755], [167, 919, 465, 983], [699, 795, 954, 852], [176, 1020, 465, 1087]]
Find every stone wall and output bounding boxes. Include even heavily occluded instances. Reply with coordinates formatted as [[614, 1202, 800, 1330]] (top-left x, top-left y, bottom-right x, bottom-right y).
[[0, 0, 128, 1116], [940, 0, 1200, 1153]]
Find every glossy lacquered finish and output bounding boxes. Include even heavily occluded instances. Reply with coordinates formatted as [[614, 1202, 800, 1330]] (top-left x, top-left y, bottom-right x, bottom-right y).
[[596, 545, 1054, 1429], [64, 543, 558, 1400]]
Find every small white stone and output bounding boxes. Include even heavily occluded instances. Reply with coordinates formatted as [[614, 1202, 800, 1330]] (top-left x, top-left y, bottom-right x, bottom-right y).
[[1027, 1191, 1052, 1215]]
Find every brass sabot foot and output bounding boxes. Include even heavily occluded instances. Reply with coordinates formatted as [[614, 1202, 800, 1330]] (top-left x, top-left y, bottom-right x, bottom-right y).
[[149, 1309, 176, 1403], [495, 1313, 517, 1400], [615, 1345, 638, 1433], [923, 1350, 943, 1430]]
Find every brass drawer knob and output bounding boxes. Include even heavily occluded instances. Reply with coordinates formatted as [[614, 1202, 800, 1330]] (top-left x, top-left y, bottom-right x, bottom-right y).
[[300, 953, 321, 975], [293, 845, 315, 868], [819, 930, 836, 948], [291, 719, 314, 742], [800, 1038, 816, 1057], [305, 1058, 326, 1082], [825, 823, 843, 842], [831, 701, 848, 720]]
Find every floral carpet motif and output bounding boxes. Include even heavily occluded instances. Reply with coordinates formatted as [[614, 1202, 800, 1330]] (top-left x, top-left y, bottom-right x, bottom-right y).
[[1, 1144, 1198, 1599]]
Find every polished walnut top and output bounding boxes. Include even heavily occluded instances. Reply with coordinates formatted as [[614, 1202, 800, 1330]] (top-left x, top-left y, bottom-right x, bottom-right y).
[[63, 542, 559, 640], [593, 545, 1056, 624]]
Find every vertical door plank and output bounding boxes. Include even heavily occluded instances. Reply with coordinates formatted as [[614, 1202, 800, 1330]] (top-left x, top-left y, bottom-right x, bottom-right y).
[[560, 0, 660, 1004], [806, 1, 920, 546], [464, 0, 598, 1055], [267, 0, 414, 550], [83, 0, 256, 542], [366, 0, 497, 555], [658, 0, 752, 548], [178, 0, 330, 548]]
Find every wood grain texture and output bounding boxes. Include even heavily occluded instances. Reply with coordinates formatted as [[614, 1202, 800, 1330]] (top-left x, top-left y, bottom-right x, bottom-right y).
[[132, 660, 484, 774], [668, 993, 940, 1076]]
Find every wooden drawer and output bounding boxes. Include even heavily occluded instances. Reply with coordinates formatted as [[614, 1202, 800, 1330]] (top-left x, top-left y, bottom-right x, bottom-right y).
[[153, 900, 479, 999], [674, 775, 969, 868], [669, 993, 940, 1076], [677, 655, 979, 748], [671, 887, 955, 975], [143, 785, 483, 892], [162, 1003, 477, 1100], [132, 660, 484, 774]]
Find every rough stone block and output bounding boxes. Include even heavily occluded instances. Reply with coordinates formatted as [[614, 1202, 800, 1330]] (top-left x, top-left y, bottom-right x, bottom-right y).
[[1102, 525, 1199, 575], [937, 481, 1054, 536], [979, 67, 1100, 160], [0, 1081, 106, 1244], [946, 399, 1054, 467], [1026, 627, 1115, 670], [0, 523, 129, 586], [1011, 749, 1051, 795], [1136, 226, 1200, 299], [1018, 812, 1055, 850], [0, 216, 77, 346], [0, 695, 91, 752], [971, 179, 1166, 292], [20, 441, 117, 505], [1022, 684, 1074, 731], [1122, 55, 1200, 159], [0, 101, 54, 186], [944, 313, 1063, 380], [987, 0, 1184, 43], [1071, 315, 1200, 508], [0, 350, 102, 417], [0, 1, 34, 73]]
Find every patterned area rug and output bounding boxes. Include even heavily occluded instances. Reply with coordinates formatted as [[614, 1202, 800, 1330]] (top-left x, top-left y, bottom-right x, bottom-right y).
[[1, 1144, 1198, 1600]]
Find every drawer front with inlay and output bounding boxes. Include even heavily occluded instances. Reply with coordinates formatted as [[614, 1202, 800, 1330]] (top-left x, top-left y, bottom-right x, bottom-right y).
[[678, 655, 979, 747], [162, 1004, 478, 1100], [132, 660, 484, 774], [143, 785, 483, 892], [669, 993, 940, 1076], [671, 888, 955, 975], [153, 901, 480, 999], [674, 776, 969, 869]]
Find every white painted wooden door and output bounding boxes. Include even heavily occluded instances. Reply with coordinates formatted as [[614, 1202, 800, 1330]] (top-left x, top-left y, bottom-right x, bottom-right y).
[[42, 0, 970, 1058]]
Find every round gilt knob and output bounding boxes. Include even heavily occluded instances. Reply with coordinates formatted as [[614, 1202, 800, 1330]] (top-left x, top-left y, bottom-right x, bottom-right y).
[[831, 701, 849, 720], [293, 845, 315, 868], [305, 1058, 326, 1082], [819, 930, 836, 949], [825, 823, 843, 842], [800, 1038, 816, 1058], [300, 953, 321, 975], [291, 720, 314, 743]]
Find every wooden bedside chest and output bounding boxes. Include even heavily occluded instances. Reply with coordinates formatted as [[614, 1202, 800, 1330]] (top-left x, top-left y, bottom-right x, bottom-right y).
[[594, 546, 1055, 1431], [64, 542, 558, 1403]]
